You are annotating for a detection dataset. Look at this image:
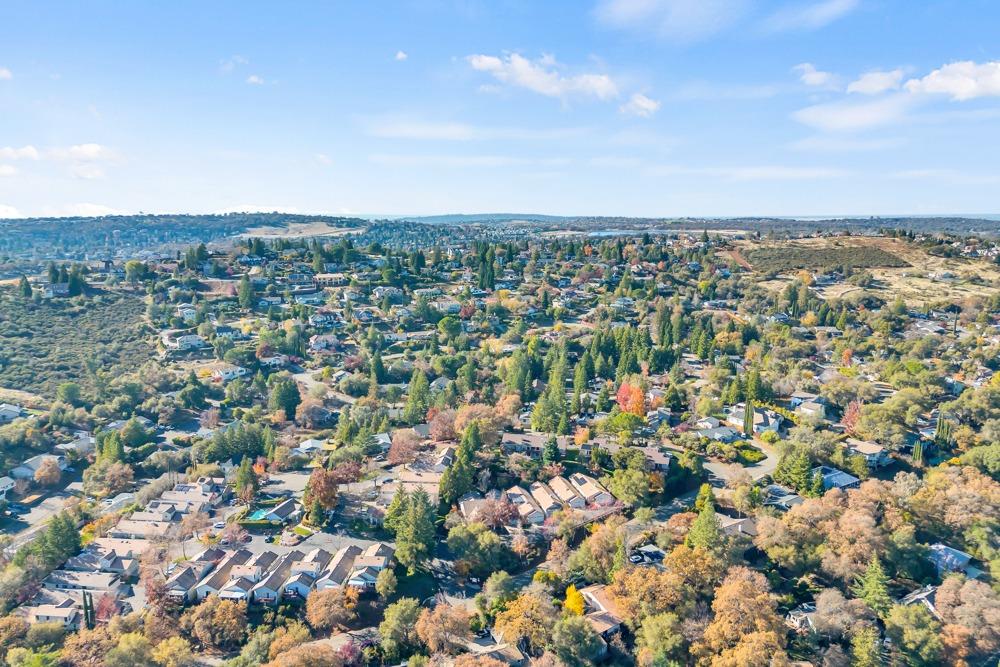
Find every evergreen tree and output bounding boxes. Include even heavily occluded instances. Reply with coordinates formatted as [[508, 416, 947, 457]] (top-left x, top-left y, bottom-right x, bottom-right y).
[[685, 501, 723, 555], [17, 274, 31, 298], [237, 275, 255, 309], [403, 369, 431, 424], [542, 436, 561, 465], [852, 556, 893, 618]]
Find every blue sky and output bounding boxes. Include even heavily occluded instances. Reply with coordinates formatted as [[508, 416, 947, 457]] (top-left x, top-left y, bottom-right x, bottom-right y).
[[1, 0, 999, 218]]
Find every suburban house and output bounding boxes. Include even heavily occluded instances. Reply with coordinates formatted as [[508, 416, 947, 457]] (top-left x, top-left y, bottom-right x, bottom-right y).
[[10, 454, 68, 480], [569, 473, 615, 506], [843, 438, 889, 468], [812, 465, 861, 491], [547, 476, 586, 509]]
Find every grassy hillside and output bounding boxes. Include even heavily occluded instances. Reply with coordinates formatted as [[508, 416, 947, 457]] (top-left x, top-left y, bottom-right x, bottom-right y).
[[0, 289, 154, 399]]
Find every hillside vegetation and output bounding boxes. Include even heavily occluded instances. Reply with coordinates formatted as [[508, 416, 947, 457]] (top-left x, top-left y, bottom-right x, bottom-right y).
[[745, 245, 909, 272], [0, 290, 154, 398]]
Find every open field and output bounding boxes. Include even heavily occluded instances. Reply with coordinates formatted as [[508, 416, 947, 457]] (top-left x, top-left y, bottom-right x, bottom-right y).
[[738, 236, 1000, 306], [241, 221, 363, 239]]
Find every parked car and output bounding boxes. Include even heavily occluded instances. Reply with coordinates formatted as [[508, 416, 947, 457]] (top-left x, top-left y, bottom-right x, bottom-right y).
[[213, 521, 226, 530]]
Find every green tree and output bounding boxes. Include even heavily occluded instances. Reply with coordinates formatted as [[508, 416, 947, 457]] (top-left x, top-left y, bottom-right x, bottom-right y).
[[17, 275, 31, 298], [55, 382, 82, 407], [550, 616, 604, 667], [885, 604, 942, 667], [685, 500, 723, 555], [403, 369, 430, 424], [852, 556, 893, 618], [379, 598, 422, 660], [268, 376, 301, 419], [394, 489, 436, 575], [850, 625, 883, 667], [237, 275, 255, 310]]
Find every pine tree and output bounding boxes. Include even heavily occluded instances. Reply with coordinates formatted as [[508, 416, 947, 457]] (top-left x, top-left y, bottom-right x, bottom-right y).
[[852, 556, 893, 618], [685, 501, 723, 555], [850, 625, 883, 667], [403, 369, 430, 424], [542, 436, 560, 465], [743, 399, 755, 436], [238, 275, 255, 309], [17, 275, 31, 298]]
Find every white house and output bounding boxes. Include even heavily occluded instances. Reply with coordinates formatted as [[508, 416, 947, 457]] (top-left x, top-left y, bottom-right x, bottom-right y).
[[569, 473, 615, 506]]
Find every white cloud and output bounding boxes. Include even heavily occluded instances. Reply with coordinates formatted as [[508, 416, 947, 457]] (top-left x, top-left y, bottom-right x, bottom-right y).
[[0, 67, 11, 80], [246, 74, 265, 85], [65, 143, 114, 161], [71, 164, 105, 180], [42, 203, 127, 217], [672, 81, 781, 101], [848, 69, 904, 95], [369, 120, 477, 141], [0, 165, 17, 177], [594, 0, 751, 42], [369, 153, 570, 168], [466, 53, 618, 101], [0, 145, 40, 160], [0, 204, 21, 218], [790, 135, 903, 152], [651, 163, 848, 181], [364, 118, 589, 142], [890, 168, 1000, 186], [315, 153, 332, 165], [792, 94, 911, 132], [762, 0, 859, 32], [904, 61, 1000, 101], [794, 63, 836, 87], [395, 51, 408, 61], [215, 204, 301, 214], [620, 93, 662, 117], [220, 55, 249, 73]]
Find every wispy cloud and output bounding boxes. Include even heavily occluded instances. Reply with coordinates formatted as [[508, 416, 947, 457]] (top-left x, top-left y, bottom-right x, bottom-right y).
[[673, 81, 781, 101], [395, 51, 408, 61], [620, 93, 662, 117], [650, 163, 849, 181], [794, 63, 838, 88], [246, 74, 266, 85], [0, 165, 17, 177], [890, 168, 1000, 185], [762, 0, 859, 33], [792, 94, 912, 132], [904, 61, 1000, 100], [0, 67, 12, 80], [594, 0, 751, 43], [369, 153, 570, 168], [466, 53, 618, 101], [0, 204, 21, 218], [219, 55, 249, 74], [847, 69, 904, 95], [71, 164, 105, 180], [365, 118, 588, 142], [0, 145, 40, 160], [789, 135, 903, 152]]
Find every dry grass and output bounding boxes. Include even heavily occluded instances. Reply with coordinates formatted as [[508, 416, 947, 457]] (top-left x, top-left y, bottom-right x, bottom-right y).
[[737, 237, 1000, 307]]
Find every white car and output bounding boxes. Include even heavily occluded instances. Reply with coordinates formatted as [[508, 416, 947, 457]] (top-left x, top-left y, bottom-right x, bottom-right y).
[[213, 521, 226, 530]]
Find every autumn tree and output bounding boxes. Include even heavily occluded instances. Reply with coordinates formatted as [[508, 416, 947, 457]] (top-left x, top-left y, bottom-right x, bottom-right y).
[[306, 467, 339, 510], [693, 567, 788, 665], [306, 587, 357, 632], [151, 636, 196, 667], [33, 458, 62, 487], [179, 595, 247, 650], [415, 604, 471, 655], [493, 593, 557, 655]]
